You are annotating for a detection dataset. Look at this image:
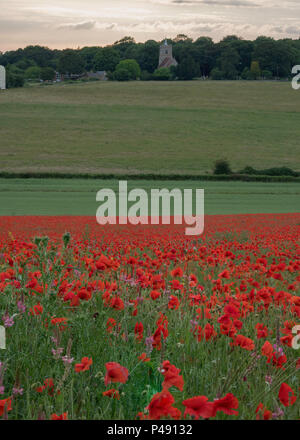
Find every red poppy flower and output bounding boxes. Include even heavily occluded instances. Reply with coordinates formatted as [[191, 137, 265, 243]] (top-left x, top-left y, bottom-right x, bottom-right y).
[[261, 341, 274, 362], [224, 303, 240, 318], [182, 396, 215, 419], [134, 322, 144, 341], [51, 412, 68, 420], [138, 353, 150, 362], [30, 303, 43, 316], [161, 360, 184, 392], [50, 317, 67, 331], [36, 378, 59, 396], [255, 403, 272, 420], [150, 290, 161, 300], [0, 397, 12, 416], [204, 323, 217, 341], [109, 296, 124, 311], [219, 270, 230, 279], [106, 317, 117, 334], [255, 323, 269, 339], [171, 267, 183, 278], [231, 335, 254, 351], [278, 383, 297, 407], [75, 357, 93, 373], [103, 389, 120, 400], [212, 393, 239, 416], [168, 295, 180, 310], [147, 389, 181, 420], [104, 362, 129, 386]]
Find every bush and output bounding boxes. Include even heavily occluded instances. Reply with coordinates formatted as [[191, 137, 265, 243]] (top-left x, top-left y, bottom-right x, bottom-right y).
[[241, 67, 250, 80], [115, 59, 141, 80], [0, 171, 298, 183], [263, 167, 298, 177], [6, 72, 25, 88], [262, 70, 273, 80], [153, 67, 172, 81], [41, 67, 55, 81], [239, 166, 299, 177], [140, 70, 153, 81], [210, 68, 224, 80], [25, 66, 41, 80], [239, 166, 256, 174], [213, 160, 232, 175], [114, 68, 131, 81], [175, 56, 199, 80], [250, 61, 261, 80]]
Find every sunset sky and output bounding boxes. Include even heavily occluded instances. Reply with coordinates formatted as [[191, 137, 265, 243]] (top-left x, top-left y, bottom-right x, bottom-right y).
[[1, 0, 300, 52]]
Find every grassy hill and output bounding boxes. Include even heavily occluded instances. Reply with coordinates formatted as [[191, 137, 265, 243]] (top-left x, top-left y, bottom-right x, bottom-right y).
[[0, 80, 299, 175]]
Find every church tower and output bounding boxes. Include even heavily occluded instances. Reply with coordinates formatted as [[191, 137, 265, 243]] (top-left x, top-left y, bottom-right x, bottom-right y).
[[158, 40, 178, 69]]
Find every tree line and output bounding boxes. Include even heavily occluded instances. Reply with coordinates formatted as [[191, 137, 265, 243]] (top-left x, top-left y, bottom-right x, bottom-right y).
[[1, 34, 300, 87]]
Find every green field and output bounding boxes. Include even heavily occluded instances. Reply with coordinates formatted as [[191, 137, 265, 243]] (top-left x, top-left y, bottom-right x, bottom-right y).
[[0, 81, 300, 175], [0, 178, 299, 215]]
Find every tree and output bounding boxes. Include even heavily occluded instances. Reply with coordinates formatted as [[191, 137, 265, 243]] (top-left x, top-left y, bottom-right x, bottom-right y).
[[15, 58, 36, 71], [58, 50, 85, 75], [173, 34, 193, 44], [93, 47, 120, 72], [1, 34, 299, 83], [24, 66, 41, 80], [213, 160, 232, 175], [80, 46, 102, 71], [153, 67, 172, 80], [6, 69, 25, 88], [194, 37, 215, 76], [41, 67, 55, 81], [210, 68, 224, 80], [261, 69, 273, 79], [218, 46, 240, 79], [250, 61, 261, 79], [175, 55, 199, 80], [137, 40, 160, 73], [173, 39, 195, 65], [140, 70, 153, 81], [241, 67, 251, 80], [113, 37, 136, 59], [252, 37, 296, 77], [22, 45, 54, 67], [114, 68, 131, 81], [115, 59, 141, 80]]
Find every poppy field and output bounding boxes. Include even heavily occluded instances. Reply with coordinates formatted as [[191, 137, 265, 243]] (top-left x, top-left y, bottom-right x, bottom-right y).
[[0, 213, 299, 420]]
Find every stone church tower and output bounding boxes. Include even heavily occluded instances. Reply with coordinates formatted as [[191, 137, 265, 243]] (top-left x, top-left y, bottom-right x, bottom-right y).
[[158, 40, 178, 69]]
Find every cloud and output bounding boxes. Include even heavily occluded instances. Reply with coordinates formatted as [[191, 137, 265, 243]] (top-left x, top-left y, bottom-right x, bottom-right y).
[[272, 25, 300, 35], [1, 0, 300, 51], [286, 26, 300, 34], [58, 20, 96, 30], [156, 0, 260, 6], [201, 0, 259, 6]]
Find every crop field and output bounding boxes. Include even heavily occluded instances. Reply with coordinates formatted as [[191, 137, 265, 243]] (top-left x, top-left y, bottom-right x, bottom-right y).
[[0, 178, 299, 216], [0, 81, 300, 175]]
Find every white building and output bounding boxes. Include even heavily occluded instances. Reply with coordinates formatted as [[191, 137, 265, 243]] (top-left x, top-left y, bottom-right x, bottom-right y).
[[0, 65, 6, 90]]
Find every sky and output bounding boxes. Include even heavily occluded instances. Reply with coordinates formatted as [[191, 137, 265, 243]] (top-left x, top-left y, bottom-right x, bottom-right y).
[[1, 0, 300, 52]]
